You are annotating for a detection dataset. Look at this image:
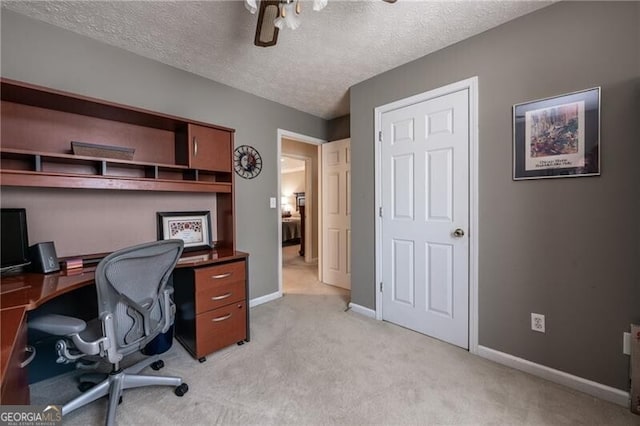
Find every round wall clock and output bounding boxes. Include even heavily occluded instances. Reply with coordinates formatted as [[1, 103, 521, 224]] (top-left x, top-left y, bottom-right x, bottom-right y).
[[233, 145, 263, 179]]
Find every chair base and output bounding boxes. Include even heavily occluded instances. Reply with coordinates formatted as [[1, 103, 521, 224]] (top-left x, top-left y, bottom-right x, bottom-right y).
[[62, 355, 186, 426]]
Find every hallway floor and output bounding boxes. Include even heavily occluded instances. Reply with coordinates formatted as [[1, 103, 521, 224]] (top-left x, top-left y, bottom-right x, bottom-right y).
[[282, 245, 349, 301]]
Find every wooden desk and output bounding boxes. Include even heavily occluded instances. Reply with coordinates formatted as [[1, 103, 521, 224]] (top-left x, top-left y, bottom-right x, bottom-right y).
[[0, 248, 248, 404], [1, 307, 29, 404]]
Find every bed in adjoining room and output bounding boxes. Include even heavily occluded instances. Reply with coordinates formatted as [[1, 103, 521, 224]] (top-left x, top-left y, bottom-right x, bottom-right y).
[[282, 216, 301, 246]]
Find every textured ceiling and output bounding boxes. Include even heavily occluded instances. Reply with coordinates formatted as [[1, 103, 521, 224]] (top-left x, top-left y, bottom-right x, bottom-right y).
[[2, 1, 552, 119]]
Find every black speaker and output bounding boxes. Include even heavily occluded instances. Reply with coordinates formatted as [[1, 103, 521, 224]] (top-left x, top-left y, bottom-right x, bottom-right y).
[[29, 241, 60, 274]]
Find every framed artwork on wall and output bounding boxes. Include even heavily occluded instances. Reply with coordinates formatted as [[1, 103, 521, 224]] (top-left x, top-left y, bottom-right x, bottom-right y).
[[513, 87, 600, 180], [157, 211, 212, 251]]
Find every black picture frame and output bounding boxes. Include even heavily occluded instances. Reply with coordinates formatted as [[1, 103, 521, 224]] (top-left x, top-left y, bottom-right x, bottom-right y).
[[156, 211, 212, 251], [294, 192, 305, 211], [513, 87, 600, 180]]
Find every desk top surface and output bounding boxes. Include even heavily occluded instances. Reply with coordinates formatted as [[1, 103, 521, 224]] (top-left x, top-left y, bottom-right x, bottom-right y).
[[0, 248, 248, 312]]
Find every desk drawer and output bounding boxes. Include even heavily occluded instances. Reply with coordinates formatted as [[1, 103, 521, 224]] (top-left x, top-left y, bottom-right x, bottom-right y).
[[195, 261, 245, 289], [196, 302, 246, 357], [195, 280, 245, 314]]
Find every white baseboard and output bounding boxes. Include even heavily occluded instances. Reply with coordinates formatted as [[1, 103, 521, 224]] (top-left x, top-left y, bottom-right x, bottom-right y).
[[249, 291, 282, 308], [476, 345, 630, 407], [348, 303, 376, 319]]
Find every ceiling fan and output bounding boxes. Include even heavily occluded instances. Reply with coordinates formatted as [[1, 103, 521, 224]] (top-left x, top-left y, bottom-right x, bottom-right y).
[[246, 0, 397, 47]]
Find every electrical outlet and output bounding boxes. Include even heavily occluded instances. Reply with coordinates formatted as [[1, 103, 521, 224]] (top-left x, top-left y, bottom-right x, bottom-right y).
[[269, 197, 277, 208], [531, 313, 545, 333], [623, 332, 631, 355]]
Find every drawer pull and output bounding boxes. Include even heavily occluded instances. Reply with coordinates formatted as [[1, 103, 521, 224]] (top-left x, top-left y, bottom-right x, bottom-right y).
[[211, 292, 232, 301], [211, 313, 232, 322], [20, 345, 36, 368], [211, 272, 232, 280], [193, 137, 198, 157]]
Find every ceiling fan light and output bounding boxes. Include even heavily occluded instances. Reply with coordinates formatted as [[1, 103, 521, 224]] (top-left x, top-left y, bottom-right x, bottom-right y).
[[252, 0, 334, 46], [245, 0, 258, 14], [283, 3, 300, 29], [274, 16, 285, 30], [312, 0, 328, 11], [285, 14, 301, 30]]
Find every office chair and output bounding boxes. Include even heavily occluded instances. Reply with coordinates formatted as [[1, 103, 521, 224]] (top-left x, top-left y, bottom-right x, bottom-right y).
[[30, 240, 189, 426]]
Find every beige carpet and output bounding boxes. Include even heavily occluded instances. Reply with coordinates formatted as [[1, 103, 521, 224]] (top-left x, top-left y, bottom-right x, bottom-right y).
[[30, 249, 637, 424]]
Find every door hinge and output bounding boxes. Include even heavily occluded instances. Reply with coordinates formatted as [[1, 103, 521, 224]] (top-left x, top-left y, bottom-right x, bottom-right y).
[[378, 207, 383, 217], [378, 131, 383, 142], [379, 282, 383, 293]]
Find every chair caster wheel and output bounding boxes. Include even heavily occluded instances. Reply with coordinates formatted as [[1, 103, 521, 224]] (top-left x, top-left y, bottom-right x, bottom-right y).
[[175, 383, 189, 397], [78, 382, 96, 392], [119, 396, 123, 405], [150, 360, 164, 371], [198, 357, 206, 363], [237, 341, 245, 346]]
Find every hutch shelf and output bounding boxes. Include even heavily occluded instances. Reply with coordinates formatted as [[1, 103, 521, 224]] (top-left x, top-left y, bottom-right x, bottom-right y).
[[0, 78, 235, 194]]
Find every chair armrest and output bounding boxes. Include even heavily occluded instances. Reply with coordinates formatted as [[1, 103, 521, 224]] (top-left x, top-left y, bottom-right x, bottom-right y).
[[29, 314, 87, 336]]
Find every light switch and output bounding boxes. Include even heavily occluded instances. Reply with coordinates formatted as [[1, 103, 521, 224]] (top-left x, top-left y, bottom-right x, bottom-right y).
[[624, 332, 631, 355], [270, 197, 277, 208]]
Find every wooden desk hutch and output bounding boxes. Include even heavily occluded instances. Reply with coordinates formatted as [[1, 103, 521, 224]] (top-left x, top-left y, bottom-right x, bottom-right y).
[[0, 79, 248, 403]]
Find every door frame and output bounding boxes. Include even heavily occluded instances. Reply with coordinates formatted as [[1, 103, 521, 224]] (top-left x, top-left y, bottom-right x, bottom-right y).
[[373, 76, 479, 354], [277, 129, 325, 297]]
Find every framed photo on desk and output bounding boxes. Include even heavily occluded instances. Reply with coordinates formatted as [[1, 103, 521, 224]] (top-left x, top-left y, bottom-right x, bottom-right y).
[[156, 211, 212, 251]]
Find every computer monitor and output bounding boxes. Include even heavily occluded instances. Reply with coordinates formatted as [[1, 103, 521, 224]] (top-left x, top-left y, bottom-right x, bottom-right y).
[[1, 208, 30, 272]]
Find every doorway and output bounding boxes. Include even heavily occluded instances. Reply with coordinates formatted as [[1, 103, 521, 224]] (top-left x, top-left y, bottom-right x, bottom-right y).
[[277, 130, 324, 297], [374, 77, 479, 351], [280, 154, 315, 294]]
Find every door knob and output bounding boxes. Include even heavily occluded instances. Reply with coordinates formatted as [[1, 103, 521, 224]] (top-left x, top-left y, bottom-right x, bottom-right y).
[[453, 228, 465, 238]]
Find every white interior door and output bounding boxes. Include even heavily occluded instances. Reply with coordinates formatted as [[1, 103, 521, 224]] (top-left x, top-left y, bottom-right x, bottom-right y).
[[321, 138, 351, 289], [380, 89, 469, 348]]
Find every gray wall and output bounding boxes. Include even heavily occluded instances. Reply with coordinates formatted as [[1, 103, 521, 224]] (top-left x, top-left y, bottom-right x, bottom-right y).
[[327, 114, 350, 141], [0, 10, 327, 300], [350, 1, 639, 391], [1, 188, 219, 258]]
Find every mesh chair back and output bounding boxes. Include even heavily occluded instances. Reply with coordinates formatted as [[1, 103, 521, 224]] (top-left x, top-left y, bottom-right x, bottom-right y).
[[95, 240, 183, 355]]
